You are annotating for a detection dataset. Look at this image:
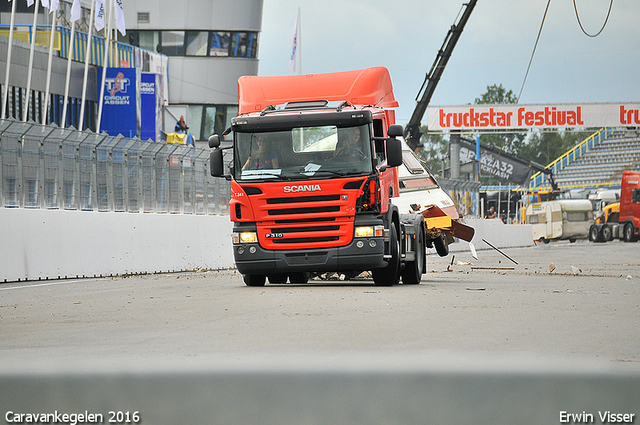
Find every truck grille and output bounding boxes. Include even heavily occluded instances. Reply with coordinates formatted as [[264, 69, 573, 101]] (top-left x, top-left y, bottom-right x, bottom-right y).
[[256, 192, 354, 249]]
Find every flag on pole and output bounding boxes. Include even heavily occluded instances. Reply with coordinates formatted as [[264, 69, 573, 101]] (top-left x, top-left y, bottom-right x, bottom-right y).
[[41, 0, 49, 8], [27, 0, 35, 7], [95, 0, 105, 31], [70, 0, 81, 22], [49, 0, 59, 11], [289, 10, 299, 75], [114, 0, 126, 36]]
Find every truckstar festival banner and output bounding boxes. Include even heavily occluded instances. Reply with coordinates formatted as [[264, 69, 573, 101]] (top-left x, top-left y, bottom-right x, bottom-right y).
[[427, 103, 640, 130]]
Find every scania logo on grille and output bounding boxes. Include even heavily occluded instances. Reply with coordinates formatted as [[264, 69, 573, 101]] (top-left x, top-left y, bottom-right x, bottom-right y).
[[283, 184, 321, 193]]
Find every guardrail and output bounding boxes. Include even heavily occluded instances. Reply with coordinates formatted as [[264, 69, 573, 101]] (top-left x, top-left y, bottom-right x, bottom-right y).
[[0, 119, 230, 215]]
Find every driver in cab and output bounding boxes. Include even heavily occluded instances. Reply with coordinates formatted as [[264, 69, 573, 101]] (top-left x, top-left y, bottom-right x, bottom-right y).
[[334, 127, 364, 158]]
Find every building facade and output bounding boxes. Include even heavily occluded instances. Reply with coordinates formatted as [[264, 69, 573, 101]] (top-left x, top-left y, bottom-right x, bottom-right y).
[[122, 0, 263, 142]]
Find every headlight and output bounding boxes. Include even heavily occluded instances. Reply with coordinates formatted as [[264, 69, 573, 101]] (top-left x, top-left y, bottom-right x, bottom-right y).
[[355, 225, 383, 238], [233, 231, 258, 244], [355, 226, 374, 238]]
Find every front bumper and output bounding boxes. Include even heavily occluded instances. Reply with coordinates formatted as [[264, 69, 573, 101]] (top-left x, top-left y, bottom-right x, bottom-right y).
[[233, 236, 388, 275]]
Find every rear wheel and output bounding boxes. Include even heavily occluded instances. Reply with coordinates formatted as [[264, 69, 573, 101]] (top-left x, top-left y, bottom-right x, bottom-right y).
[[288, 272, 309, 284], [402, 225, 424, 285], [372, 222, 400, 286], [601, 224, 612, 241], [624, 222, 637, 242], [243, 274, 266, 287]]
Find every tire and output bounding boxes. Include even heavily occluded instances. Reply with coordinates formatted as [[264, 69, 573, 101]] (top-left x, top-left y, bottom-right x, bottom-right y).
[[372, 222, 400, 286], [623, 222, 637, 242], [402, 224, 424, 285], [243, 274, 266, 287], [267, 273, 287, 284], [288, 272, 309, 284], [434, 235, 449, 257], [601, 224, 612, 241], [589, 225, 602, 243]]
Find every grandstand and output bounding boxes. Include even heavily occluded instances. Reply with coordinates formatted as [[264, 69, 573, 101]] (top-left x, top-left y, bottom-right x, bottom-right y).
[[530, 128, 640, 190]]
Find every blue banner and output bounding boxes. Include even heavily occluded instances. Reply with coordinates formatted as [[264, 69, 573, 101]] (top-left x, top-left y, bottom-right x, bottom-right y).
[[140, 73, 161, 142], [99, 68, 140, 138]]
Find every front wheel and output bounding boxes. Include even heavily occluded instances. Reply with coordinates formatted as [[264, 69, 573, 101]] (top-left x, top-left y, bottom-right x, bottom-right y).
[[372, 222, 400, 286], [243, 274, 266, 287], [589, 225, 602, 242]]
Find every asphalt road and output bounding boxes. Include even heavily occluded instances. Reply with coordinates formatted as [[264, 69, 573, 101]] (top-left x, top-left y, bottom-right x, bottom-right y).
[[1, 239, 638, 370]]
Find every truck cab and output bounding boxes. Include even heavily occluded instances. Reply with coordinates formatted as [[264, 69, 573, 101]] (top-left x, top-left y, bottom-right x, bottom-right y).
[[209, 68, 427, 286]]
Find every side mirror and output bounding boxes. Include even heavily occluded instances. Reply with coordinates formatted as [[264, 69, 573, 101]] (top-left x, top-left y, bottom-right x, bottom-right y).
[[210, 149, 224, 177], [387, 124, 403, 138], [386, 138, 402, 168], [208, 134, 220, 149]]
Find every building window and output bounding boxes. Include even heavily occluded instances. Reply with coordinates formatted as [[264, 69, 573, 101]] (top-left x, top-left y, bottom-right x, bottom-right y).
[[186, 31, 209, 56], [128, 30, 258, 58], [161, 31, 185, 56], [230, 32, 257, 58], [183, 104, 239, 141], [210, 32, 230, 57]]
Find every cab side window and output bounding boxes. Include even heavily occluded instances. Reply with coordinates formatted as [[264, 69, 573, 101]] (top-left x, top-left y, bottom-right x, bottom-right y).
[[373, 119, 385, 163]]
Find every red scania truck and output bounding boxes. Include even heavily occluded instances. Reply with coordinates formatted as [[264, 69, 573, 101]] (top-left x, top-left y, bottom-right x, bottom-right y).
[[589, 170, 640, 242], [209, 67, 466, 286]]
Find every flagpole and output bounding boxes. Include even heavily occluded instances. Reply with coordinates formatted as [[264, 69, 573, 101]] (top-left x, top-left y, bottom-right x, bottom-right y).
[[79, 0, 97, 131], [2, 0, 17, 120], [298, 7, 301, 75], [42, 9, 58, 125], [23, 0, 40, 122], [96, 0, 113, 133], [61, 17, 77, 127]]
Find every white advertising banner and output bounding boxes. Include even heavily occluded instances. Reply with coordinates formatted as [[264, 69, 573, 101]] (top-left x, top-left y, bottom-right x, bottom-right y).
[[427, 103, 640, 130]]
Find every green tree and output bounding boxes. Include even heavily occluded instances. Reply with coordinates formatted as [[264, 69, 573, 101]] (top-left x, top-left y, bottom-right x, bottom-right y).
[[474, 84, 517, 105], [521, 129, 594, 166], [415, 126, 447, 175], [473, 84, 525, 155]]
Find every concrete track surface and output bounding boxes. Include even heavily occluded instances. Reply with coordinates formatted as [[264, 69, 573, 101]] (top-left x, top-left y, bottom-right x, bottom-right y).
[[1, 240, 639, 424]]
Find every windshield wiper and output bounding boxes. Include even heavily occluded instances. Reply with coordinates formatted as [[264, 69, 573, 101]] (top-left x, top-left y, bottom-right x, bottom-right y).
[[304, 169, 347, 176]]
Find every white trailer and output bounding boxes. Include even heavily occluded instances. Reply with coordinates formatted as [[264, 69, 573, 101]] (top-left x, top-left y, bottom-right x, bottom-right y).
[[526, 199, 594, 242]]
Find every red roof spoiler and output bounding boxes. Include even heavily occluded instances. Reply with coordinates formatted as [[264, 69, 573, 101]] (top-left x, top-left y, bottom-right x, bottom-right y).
[[238, 67, 399, 115]]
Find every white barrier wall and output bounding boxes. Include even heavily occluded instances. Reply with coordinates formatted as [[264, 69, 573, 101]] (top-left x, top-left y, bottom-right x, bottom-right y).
[[449, 217, 534, 253], [0, 208, 235, 283], [0, 208, 533, 283]]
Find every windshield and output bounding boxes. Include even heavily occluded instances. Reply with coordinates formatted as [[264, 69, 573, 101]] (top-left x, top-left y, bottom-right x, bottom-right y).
[[234, 124, 374, 181]]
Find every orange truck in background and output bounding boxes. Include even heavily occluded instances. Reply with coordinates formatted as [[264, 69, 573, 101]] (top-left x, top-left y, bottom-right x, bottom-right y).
[[209, 67, 472, 286], [589, 170, 640, 242]]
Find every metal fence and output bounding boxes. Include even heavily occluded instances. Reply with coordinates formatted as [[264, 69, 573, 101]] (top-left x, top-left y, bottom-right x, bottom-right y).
[[0, 119, 230, 215]]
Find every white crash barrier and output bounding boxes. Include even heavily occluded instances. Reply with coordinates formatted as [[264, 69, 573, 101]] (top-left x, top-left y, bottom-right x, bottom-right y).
[[448, 216, 534, 253], [0, 208, 234, 282]]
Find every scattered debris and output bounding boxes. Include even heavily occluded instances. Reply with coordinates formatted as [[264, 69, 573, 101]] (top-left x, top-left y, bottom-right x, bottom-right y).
[[549, 263, 556, 273], [571, 266, 580, 275], [456, 261, 474, 266], [466, 287, 486, 291], [482, 239, 518, 265], [626, 275, 633, 280], [469, 242, 478, 260]]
